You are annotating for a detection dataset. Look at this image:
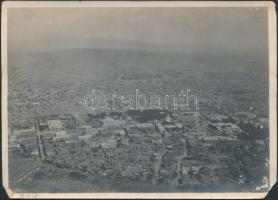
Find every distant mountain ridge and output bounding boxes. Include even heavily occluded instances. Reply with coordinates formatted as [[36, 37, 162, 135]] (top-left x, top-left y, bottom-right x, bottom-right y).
[[9, 37, 258, 57]]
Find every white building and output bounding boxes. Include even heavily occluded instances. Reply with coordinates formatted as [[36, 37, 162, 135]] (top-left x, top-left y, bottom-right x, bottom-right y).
[[48, 119, 64, 131]]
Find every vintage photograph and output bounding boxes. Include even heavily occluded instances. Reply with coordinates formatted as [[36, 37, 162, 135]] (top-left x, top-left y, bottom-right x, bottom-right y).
[[1, 1, 276, 199]]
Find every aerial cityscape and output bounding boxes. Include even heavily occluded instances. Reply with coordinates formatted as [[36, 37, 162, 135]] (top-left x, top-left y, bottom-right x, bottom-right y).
[[7, 6, 270, 193]]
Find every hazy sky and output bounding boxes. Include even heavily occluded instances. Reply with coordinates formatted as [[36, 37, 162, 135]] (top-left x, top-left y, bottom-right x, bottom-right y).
[[8, 7, 268, 56]]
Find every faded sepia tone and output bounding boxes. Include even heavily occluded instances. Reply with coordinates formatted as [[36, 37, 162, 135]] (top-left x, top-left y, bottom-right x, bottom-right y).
[[1, 1, 276, 199]]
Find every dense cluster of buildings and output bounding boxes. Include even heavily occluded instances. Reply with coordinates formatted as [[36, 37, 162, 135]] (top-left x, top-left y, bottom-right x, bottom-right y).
[[8, 65, 269, 191], [8, 105, 268, 191]]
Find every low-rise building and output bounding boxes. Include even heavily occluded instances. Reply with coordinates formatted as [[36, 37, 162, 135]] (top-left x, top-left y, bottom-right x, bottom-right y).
[[13, 127, 36, 137], [53, 131, 66, 141], [48, 119, 64, 131]]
